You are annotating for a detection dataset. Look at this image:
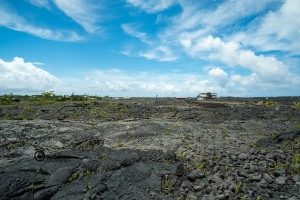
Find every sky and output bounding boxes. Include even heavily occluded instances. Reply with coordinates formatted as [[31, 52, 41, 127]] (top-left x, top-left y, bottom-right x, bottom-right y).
[[0, 0, 299, 97]]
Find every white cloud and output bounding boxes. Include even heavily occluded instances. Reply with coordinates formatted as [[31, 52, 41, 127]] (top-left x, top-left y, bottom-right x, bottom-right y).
[[226, 72, 300, 96], [121, 23, 152, 44], [0, 6, 82, 41], [0, 57, 60, 92], [1, 57, 297, 97], [52, 66, 299, 97], [121, 23, 178, 62], [201, 0, 279, 28], [232, 0, 300, 53], [53, 0, 102, 33], [53, 69, 219, 97], [161, 0, 278, 40], [139, 46, 178, 61], [261, 0, 300, 39], [27, 0, 51, 9], [208, 67, 228, 86], [126, 0, 177, 13], [120, 47, 133, 56], [157, 0, 286, 64], [185, 35, 291, 83], [229, 73, 259, 88], [152, 0, 300, 96]]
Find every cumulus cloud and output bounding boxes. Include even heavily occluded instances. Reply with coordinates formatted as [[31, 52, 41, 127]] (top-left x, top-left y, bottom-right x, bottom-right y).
[[53, 0, 102, 33], [1, 57, 297, 97], [185, 35, 290, 83], [232, 0, 300, 53], [0, 5, 82, 41], [208, 68, 228, 87], [0, 57, 60, 93], [258, 0, 299, 39], [126, 0, 177, 13], [152, 0, 300, 96], [54, 69, 219, 97]]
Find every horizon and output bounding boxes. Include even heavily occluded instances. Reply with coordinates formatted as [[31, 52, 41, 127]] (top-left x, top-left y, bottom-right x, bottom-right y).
[[1, 92, 300, 99], [1, 0, 300, 97]]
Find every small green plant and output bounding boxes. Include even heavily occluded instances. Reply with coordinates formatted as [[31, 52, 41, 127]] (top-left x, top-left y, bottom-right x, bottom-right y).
[[212, 152, 221, 161], [85, 169, 94, 176], [267, 166, 271, 174], [116, 141, 124, 147], [265, 100, 275, 107], [86, 179, 91, 190], [85, 124, 94, 130], [36, 168, 41, 173], [285, 161, 289, 169], [256, 100, 264, 105], [162, 176, 169, 190], [28, 183, 34, 191], [293, 151, 300, 165], [224, 165, 229, 173], [175, 154, 179, 161], [274, 163, 283, 171], [85, 169, 93, 191], [247, 179, 253, 188], [21, 106, 34, 115], [221, 127, 228, 135], [14, 115, 27, 120], [292, 102, 300, 109], [292, 151, 300, 174], [180, 151, 186, 158], [173, 121, 179, 128], [116, 107, 128, 119], [179, 133, 185, 141], [183, 162, 193, 170], [186, 143, 192, 150], [177, 195, 185, 200], [196, 162, 205, 170], [97, 167, 106, 173], [164, 159, 169, 167], [171, 106, 177, 113], [235, 181, 242, 193], [241, 194, 247, 200], [7, 143, 14, 150], [256, 195, 261, 200], [68, 172, 79, 182], [101, 153, 107, 160], [87, 143, 97, 151], [99, 110, 108, 118], [93, 144, 97, 151]]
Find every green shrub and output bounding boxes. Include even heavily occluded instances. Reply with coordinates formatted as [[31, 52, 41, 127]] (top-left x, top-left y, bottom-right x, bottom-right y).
[[0, 94, 14, 105], [292, 102, 300, 109], [265, 100, 275, 107], [28, 91, 57, 103]]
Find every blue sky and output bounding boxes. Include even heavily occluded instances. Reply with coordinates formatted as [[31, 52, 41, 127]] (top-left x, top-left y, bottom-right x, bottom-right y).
[[0, 0, 299, 97]]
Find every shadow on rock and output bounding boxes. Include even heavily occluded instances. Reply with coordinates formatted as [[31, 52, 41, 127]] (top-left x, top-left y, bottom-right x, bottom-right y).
[[256, 130, 300, 148], [0, 146, 189, 200]]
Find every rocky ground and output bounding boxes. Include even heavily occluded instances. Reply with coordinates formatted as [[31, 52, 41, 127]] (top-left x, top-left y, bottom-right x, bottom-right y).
[[0, 97, 300, 200]]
